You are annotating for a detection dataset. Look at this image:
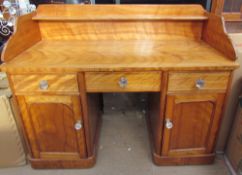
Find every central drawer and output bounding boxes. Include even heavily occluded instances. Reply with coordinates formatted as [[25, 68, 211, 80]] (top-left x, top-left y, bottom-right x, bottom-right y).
[[85, 72, 161, 92]]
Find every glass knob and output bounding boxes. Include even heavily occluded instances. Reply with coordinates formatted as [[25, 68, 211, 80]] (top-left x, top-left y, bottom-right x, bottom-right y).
[[39, 80, 49, 90], [195, 79, 205, 89], [118, 77, 128, 88], [165, 119, 173, 129], [74, 121, 82, 130]]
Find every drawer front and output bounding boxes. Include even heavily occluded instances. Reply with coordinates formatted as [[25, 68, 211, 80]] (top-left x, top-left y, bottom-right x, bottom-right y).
[[168, 72, 230, 93], [85, 72, 161, 92], [11, 74, 79, 94]]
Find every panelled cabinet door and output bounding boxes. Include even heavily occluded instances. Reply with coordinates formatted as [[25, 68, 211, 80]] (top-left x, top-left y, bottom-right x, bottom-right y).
[[162, 93, 225, 157], [17, 95, 86, 160]]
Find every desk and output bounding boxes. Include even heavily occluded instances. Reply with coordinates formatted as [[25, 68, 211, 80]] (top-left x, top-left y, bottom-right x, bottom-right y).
[[0, 4, 239, 169]]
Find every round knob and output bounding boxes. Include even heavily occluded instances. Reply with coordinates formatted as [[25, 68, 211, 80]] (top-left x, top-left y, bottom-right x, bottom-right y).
[[39, 80, 49, 90], [195, 79, 205, 89], [74, 121, 82, 130], [118, 77, 128, 88], [165, 119, 173, 129]]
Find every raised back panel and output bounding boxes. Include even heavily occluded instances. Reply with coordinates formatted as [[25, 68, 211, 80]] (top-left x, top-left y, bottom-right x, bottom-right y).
[[39, 21, 204, 40], [35, 4, 207, 40], [33, 5, 208, 20]]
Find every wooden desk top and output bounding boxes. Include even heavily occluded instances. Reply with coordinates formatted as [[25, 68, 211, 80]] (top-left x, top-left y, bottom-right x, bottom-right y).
[[0, 5, 239, 73], [1, 39, 238, 73]]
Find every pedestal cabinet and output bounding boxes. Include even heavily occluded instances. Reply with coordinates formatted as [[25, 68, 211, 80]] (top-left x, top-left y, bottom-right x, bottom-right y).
[[162, 93, 225, 157], [16, 95, 86, 160], [150, 72, 232, 165]]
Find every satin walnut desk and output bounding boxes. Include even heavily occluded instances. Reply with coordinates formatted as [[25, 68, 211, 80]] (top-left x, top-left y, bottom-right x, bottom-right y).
[[0, 4, 239, 169]]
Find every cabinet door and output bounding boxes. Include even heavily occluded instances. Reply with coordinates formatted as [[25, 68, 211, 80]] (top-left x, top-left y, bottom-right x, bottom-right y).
[[17, 95, 86, 160], [162, 93, 225, 157]]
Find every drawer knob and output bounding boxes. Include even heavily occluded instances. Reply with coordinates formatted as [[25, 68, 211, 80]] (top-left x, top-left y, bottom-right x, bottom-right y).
[[39, 80, 49, 90], [165, 119, 173, 129], [195, 79, 205, 89], [74, 121, 82, 130], [119, 77, 128, 88]]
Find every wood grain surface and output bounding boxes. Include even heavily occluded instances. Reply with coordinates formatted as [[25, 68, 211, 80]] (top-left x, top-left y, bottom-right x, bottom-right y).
[[1, 40, 238, 73], [153, 153, 215, 165], [30, 154, 96, 169], [202, 13, 237, 60], [0, 5, 238, 73], [85, 72, 161, 92], [38, 21, 203, 40], [1, 12, 41, 62], [17, 95, 87, 159], [162, 93, 225, 157], [211, 0, 225, 15], [168, 72, 230, 93], [11, 74, 79, 95], [1, 4, 238, 168], [148, 72, 168, 155], [33, 5, 208, 21], [77, 73, 102, 158]]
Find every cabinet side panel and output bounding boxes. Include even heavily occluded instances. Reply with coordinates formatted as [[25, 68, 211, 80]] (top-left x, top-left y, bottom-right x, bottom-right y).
[[202, 13, 236, 60], [16, 96, 40, 158], [148, 92, 162, 154], [87, 94, 101, 154], [206, 93, 226, 153], [78, 73, 101, 157], [148, 72, 167, 155], [1, 12, 41, 62]]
